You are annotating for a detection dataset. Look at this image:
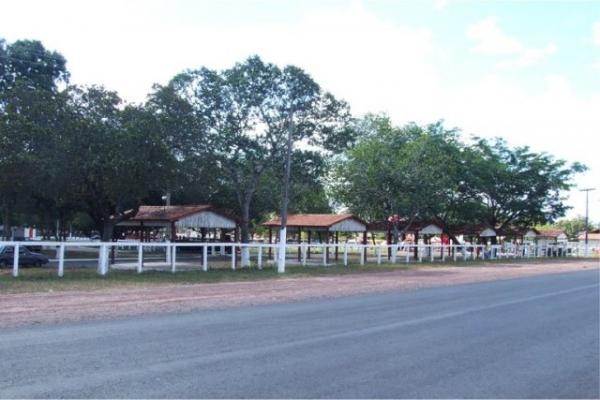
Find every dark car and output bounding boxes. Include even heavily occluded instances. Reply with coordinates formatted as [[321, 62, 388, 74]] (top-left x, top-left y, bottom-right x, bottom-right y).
[[0, 246, 50, 267]]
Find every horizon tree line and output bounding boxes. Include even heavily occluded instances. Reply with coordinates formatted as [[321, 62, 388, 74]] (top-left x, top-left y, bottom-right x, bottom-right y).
[[0, 38, 588, 260]]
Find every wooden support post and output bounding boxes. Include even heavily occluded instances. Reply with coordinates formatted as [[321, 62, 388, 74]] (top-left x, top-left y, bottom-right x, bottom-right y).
[[268, 227, 272, 260], [335, 232, 339, 261], [414, 230, 419, 259], [297, 227, 302, 262], [307, 230, 312, 259], [171, 222, 177, 241], [362, 231, 367, 263], [325, 231, 330, 264]]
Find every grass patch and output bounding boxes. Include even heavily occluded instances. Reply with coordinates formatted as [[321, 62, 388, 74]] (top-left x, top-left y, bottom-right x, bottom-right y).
[[0, 257, 589, 294]]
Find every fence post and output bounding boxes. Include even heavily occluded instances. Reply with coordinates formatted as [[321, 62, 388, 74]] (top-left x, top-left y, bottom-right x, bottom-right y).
[[391, 245, 397, 264], [256, 245, 262, 269], [203, 244, 208, 271], [344, 243, 348, 266], [453, 245, 458, 262], [322, 244, 327, 266], [99, 244, 108, 276], [302, 244, 307, 266], [137, 243, 143, 274], [418, 246, 423, 263], [376, 245, 382, 265], [430, 245, 434, 262], [231, 244, 236, 270], [58, 244, 65, 277], [171, 244, 177, 273], [405, 246, 410, 263], [442, 245, 446, 262], [12, 243, 19, 278], [360, 245, 365, 265]]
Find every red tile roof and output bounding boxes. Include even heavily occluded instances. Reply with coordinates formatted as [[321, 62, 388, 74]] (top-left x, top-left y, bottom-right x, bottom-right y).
[[130, 205, 214, 222], [263, 214, 364, 229], [578, 232, 600, 241], [536, 228, 567, 238]]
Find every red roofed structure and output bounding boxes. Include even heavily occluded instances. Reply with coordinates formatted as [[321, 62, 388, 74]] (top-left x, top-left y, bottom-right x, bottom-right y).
[[263, 213, 366, 231], [117, 205, 237, 242], [263, 213, 367, 263]]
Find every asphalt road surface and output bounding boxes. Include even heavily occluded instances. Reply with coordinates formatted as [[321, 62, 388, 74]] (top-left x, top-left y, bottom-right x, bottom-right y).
[[1, 269, 598, 398]]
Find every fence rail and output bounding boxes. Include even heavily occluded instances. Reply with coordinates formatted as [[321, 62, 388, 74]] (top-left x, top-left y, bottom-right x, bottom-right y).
[[1, 240, 594, 278]]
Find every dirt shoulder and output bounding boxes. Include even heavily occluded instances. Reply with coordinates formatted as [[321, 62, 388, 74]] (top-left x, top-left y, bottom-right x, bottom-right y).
[[1, 259, 597, 328]]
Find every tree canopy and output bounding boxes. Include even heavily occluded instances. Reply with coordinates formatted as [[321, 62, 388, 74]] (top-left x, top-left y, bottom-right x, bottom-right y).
[[0, 37, 588, 244], [333, 115, 586, 243]]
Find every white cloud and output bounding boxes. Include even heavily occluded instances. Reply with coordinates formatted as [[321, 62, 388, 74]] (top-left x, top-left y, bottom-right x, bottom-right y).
[[466, 17, 556, 68], [433, 0, 449, 11], [593, 21, 600, 45], [0, 1, 597, 220]]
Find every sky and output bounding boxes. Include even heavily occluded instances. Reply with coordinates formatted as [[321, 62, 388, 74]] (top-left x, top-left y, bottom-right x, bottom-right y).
[[1, 0, 599, 222]]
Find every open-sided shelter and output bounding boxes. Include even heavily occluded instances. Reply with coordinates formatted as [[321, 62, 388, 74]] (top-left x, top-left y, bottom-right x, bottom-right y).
[[116, 205, 238, 242], [263, 214, 367, 262]]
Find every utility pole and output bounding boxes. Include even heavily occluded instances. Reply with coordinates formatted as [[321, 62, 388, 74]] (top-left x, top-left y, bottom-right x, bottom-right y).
[[580, 188, 596, 256]]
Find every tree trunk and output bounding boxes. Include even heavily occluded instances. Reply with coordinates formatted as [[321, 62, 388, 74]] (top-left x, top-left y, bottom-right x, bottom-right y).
[[102, 220, 114, 242], [240, 200, 251, 267], [2, 207, 11, 240], [277, 122, 294, 273]]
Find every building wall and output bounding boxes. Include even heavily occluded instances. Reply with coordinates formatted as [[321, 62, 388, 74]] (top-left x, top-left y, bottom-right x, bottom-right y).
[[175, 211, 236, 229], [329, 219, 366, 232]]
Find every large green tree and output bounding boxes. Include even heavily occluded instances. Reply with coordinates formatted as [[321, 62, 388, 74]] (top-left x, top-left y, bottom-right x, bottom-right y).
[[332, 116, 463, 242], [466, 138, 586, 232], [169, 56, 351, 268], [0, 39, 69, 238], [64, 85, 175, 240]]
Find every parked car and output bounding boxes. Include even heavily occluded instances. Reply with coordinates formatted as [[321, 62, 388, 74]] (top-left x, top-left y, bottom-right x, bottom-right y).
[[0, 245, 50, 267]]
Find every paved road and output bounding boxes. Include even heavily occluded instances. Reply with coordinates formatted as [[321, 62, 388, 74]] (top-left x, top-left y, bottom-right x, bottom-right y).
[[1, 270, 598, 398]]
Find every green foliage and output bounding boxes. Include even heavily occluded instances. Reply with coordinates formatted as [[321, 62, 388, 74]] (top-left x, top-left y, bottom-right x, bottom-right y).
[[467, 137, 586, 229], [539, 216, 597, 239], [333, 115, 586, 242], [0, 37, 587, 244]]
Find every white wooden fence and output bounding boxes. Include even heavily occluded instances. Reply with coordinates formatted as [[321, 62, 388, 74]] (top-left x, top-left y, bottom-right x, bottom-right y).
[[2, 240, 593, 278]]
